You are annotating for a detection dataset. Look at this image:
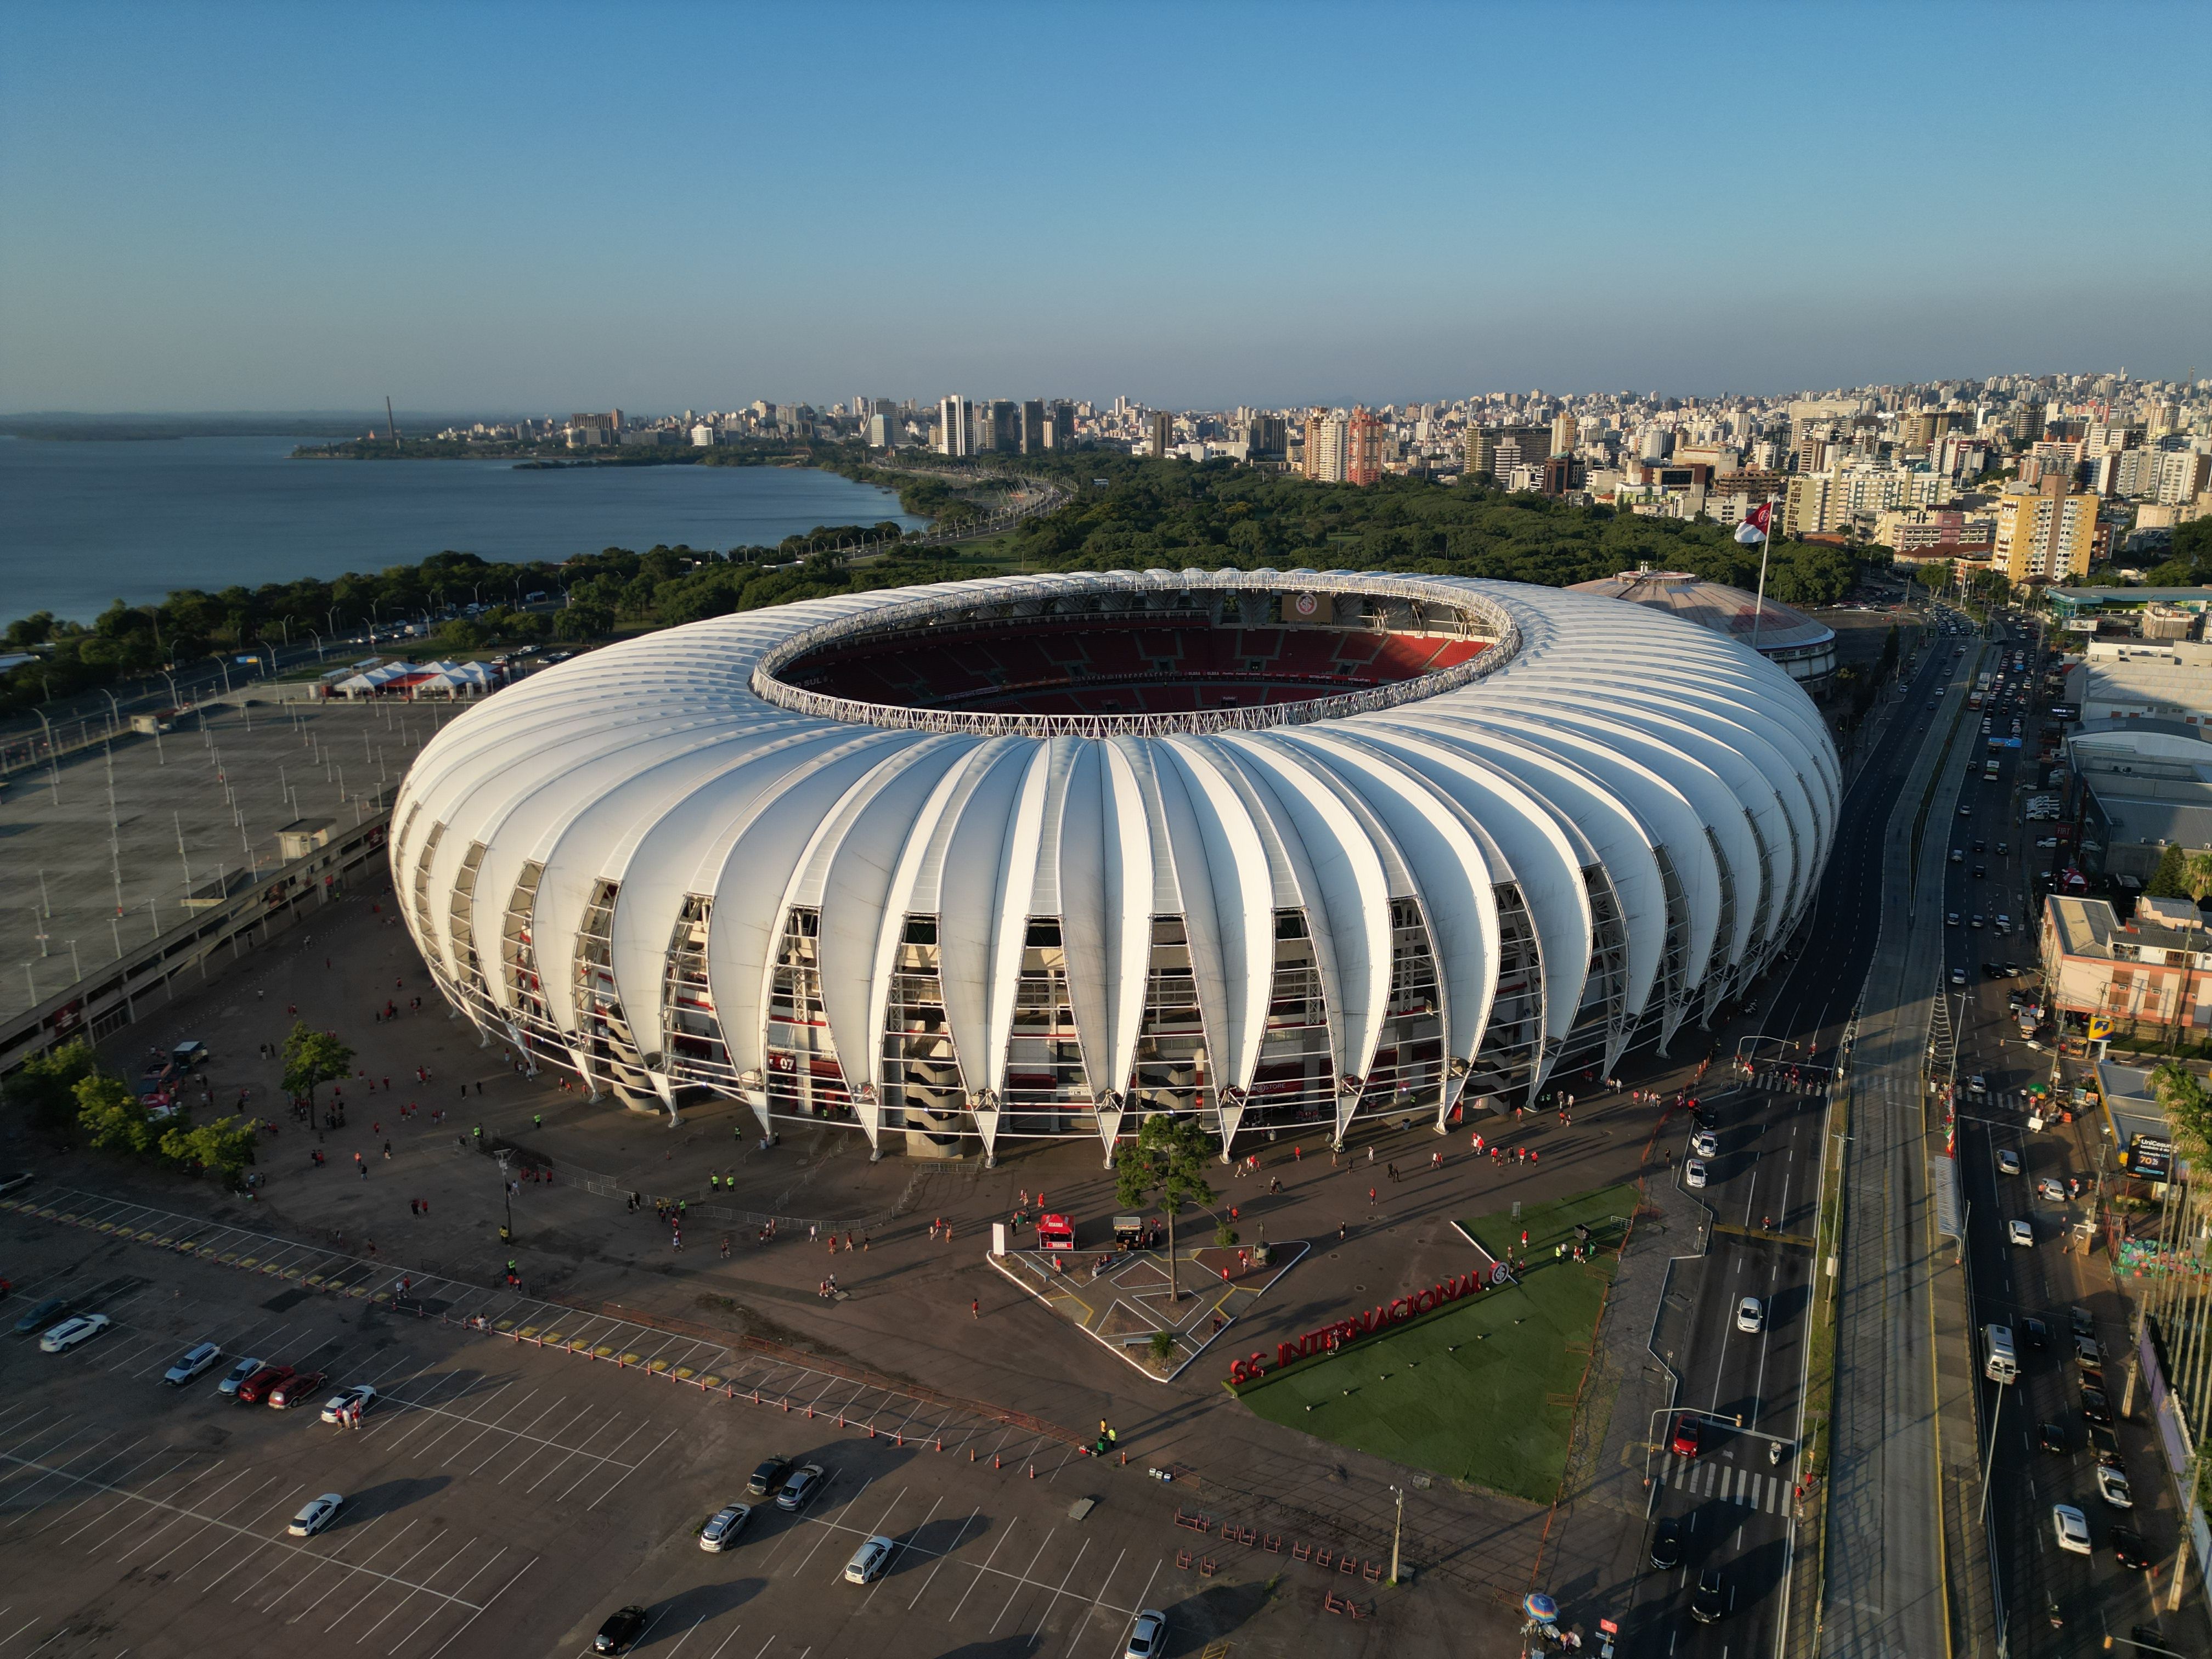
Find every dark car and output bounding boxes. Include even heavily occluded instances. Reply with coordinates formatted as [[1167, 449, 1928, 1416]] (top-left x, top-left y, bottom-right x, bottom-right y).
[[2038, 1421, 2068, 1454], [592, 1605, 650, 1655], [12, 1296, 71, 1336], [1649, 1517, 1681, 1571], [746, 1457, 792, 1497], [2081, 1385, 2114, 1425], [2022, 1317, 2049, 1350], [268, 1369, 327, 1409], [2070, 1306, 2095, 1339], [1690, 1571, 1726, 1623]]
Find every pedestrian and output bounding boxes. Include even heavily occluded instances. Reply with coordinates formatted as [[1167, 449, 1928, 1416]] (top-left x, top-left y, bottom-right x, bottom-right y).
[[971, 1299, 980, 1319], [1387, 1163, 1398, 1184], [533, 1113, 542, 1130], [1368, 1186, 1377, 1206], [1293, 1145, 1302, 1162], [1338, 1220, 1347, 1242]]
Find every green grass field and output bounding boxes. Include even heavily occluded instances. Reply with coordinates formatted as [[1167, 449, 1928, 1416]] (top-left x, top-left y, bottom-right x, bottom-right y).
[[1237, 1183, 1635, 1503]]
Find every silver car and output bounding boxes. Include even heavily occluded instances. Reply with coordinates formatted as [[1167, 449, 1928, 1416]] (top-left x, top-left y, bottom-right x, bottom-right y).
[[163, 1341, 222, 1385], [699, 1503, 752, 1551], [843, 1534, 894, 1583], [217, 1356, 265, 1397], [775, 1464, 825, 1511], [1124, 1609, 1168, 1658], [39, 1313, 111, 1353], [288, 1492, 345, 1537]]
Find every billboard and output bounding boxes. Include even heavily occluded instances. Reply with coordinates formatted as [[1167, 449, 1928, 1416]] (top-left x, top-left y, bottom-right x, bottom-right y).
[[2128, 1134, 2175, 1180]]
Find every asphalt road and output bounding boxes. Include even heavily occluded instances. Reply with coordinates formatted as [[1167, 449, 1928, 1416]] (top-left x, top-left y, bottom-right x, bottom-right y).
[[1943, 619, 2198, 1656], [1624, 607, 1964, 1657]]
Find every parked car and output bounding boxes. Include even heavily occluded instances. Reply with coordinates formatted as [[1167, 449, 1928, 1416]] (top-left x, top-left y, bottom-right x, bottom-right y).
[[1691, 1132, 1718, 1159], [746, 1456, 792, 1497], [0, 1171, 36, 1197], [592, 1607, 650, 1656], [776, 1464, 825, 1511], [1122, 1608, 1169, 1658], [39, 1313, 111, 1353], [699, 1503, 752, 1552], [1684, 1159, 1708, 1189], [2081, 1385, 2114, 1425], [12, 1296, 72, 1337], [844, 1534, 896, 1584], [1737, 1297, 1764, 1334], [2052, 1503, 2092, 1555], [288, 1492, 345, 1537], [1997, 1149, 2021, 1176], [234, 1364, 294, 1406], [2038, 1178, 2065, 1201], [269, 1369, 326, 1409], [217, 1356, 266, 1397], [162, 1341, 222, 1385], [2071, 1306, 2096, 1339], [2076, 1336, 2103, 1370], [319, 1383, 379, 1423]]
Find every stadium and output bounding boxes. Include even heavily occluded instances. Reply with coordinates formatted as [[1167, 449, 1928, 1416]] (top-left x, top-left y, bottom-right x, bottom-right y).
[[390, 569, 1836, 1162]]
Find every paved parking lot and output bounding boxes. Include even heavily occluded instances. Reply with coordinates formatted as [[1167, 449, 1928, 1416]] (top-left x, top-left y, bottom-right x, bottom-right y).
[[0, 1205, 1452, 1658]]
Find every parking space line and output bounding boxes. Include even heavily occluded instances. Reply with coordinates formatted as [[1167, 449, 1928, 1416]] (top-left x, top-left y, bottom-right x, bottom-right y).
[[20, 1436, 151, 1527], [435, 1383, 527, 1464], [554, 1417, 651, 1505], [353, 1538, 473, 1643], [842, 1486, 918, 1588], [419, 1552, 532, 1659], [1034, 1539, 1091, 1636], [861, 1495, 941, 1607], [945, 1519, 1017, 1624], [121, 1469, 270, 1570], [2, 1433, 120, 1522], [907, 1507, 981, 1610], [311, 1525, 439, 1626], [380, 1542, 502, 1652], [466, 1397, 568, 1476], [989, 1526, 1057, 1633], [495, 1402, 596, 1486], [43, 1447, 187, 1542], [699, 1623, 744, 1659], [584, 1425, 678, 1513], [522, 1408, 631, 1494], [1056, 1545, 1125, 1659], [785, 1475, 871, 1579]]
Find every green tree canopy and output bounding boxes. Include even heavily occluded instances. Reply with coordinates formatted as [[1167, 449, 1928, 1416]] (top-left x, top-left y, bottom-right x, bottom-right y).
[[1113, 1113, 1218, 1302], [2, 1039, 96, 1138], [2146, 843, 2193, 900], [282, 1022, 355, 1105]]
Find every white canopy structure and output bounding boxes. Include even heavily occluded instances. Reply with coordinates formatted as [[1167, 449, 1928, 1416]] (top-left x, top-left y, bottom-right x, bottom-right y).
[[391, 569, 1836, 1162]]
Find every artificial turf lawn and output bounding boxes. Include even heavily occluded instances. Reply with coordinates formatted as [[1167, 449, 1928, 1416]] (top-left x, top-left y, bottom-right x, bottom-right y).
[[1237, 1183, 1637, 1504]]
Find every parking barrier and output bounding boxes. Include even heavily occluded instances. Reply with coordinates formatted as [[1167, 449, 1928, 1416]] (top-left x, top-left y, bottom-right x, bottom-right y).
[[1363, 1561, 1381, 1582], [1293, 1542, 1312, 1561], [1200, 1558, 1217, 1577], [1338, 1554, 1357, 1576], [1176, 1550, 1192, 1570]]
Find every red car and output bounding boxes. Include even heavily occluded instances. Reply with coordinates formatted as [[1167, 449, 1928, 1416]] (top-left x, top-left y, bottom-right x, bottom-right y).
[[268, 1369, 327, 1409], [234, 1364, 295, 1406], [1671, 1415, 1702, 1458]]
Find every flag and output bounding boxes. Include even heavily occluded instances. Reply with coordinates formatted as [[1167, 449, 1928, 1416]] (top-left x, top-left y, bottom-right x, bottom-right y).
[[1734, 501, 1774, 545]]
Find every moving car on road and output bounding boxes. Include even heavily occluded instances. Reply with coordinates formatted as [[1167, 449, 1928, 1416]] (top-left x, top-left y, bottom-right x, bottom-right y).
[[2112, 1527, 2152, 1570], [699, 1504, 752, 1551], [1690, 1571, 1728, 1623], [2097, 1465, 2134, 1509], [288, 1492, 345, 1537], [2052, 1503, 2092, 1555], [844, 1534, 895, 1584], [1649, 1517, 1682, 1570], [1671, 1416, 1702, 1458], [39, 1313, 110, 1353], [2008, 1218, 2034, 1247], [2038, 1421, 2068, 1454], [162, 1341, 222, 1385], [1737, 1297, 1764, 1334], [1997, 1149, 2021, 1176]]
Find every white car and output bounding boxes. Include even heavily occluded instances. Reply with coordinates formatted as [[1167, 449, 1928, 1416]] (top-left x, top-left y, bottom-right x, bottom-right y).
[[39, 1313, 111, 1353], [2052, 1502, 2092, 1555], [288, 1492, 345, 1537], [699, 1503, 752, 1551], [1996, 1149, 2021, 1176], [162, 1341, 222, 1385], [319, 1384, 380, 1423], [2038, 1178, 2066, 1201], [1684, 1159, 1708, 1190], [1124, 1609, 1169, 1659], [2097, 1465, 2134, 1509], [1737, 1297, 1764, 1334], [1691, 1132, 1718, 1159], [217, 1356, 266, 1398], [843, 1533, 895, 1583], [2008, 1218, 2034, 1248]]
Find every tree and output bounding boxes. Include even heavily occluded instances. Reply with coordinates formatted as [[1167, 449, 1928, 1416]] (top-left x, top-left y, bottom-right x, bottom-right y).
[[75, 1074, 156, 1155], [2146, 843, 2192, 900], [161, 1116, 257, 1180], [282, 1021, 354, 1109], [1112, 1113, 1217, 1301], [3, 1039, 96, 1139], [2149, 1060, 2212, 1171]]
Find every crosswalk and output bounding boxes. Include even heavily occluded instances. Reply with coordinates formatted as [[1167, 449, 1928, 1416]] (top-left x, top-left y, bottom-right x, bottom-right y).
[[1656, 1455, 1793, 1514]]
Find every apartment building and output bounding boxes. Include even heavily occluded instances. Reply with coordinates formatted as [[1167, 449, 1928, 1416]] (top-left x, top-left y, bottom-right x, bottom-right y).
[[1996, 475, 2104, 583]]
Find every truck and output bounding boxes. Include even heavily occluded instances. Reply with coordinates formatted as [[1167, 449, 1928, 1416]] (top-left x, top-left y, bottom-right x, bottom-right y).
[[1984, 1323, 2018, 1383]]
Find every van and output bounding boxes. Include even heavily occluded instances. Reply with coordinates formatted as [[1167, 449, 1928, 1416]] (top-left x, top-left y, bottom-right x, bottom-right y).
[[1984, 1323, 2018, 1384]]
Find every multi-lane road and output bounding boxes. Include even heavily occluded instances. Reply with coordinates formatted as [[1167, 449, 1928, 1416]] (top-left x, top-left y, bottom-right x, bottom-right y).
[[1626, 604, 1969, 1655]]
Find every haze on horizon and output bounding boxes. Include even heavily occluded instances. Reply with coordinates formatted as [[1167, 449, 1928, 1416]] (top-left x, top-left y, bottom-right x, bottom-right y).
[[3, 0, 2208, 415]]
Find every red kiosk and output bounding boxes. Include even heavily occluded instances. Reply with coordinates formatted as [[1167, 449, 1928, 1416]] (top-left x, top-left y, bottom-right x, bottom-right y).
[[1036, 1212, 1075, 1251]]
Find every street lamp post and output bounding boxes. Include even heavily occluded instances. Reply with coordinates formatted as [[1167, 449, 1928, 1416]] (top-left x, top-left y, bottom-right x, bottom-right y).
[[1386, 1483, 1405, 1585], [494, 1148, 516, 1242]]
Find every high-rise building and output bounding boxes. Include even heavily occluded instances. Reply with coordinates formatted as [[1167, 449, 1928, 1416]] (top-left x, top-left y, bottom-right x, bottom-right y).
[[938, 396, 972, 458], [980, 400, 1018, 455], [1996, 476, 2103, 583], [1044, 400, 1078, 450], [1242, 413, 1288, 462], [1465, 424, 1549, 483], [1346, 408, 1387, 485], [1148, 410, 1173, 459], [1019, 400, 1047, 455], [1550, 412, 1578, 458], [1304, 410, 1347, 482], [865, 413, 898, 450]]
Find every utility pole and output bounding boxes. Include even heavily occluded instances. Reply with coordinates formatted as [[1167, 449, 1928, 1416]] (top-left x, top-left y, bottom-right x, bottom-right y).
[[1387, 1483, 1405, 1585]]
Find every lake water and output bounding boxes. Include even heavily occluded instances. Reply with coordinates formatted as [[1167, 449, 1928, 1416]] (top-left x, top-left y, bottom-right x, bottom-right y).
[[0, 435, 929, 622]]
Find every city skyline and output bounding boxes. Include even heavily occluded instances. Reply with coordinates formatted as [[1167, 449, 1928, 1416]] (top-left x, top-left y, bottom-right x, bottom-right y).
[[4, 1, 2209, 412]]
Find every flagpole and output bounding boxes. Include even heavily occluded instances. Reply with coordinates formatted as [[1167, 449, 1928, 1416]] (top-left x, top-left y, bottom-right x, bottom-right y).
[[1751, 501, 1773, 652]]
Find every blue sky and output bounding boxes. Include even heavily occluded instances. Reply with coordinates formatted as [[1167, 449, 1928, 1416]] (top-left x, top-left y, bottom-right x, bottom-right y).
[[3, 1, 2207, 412]]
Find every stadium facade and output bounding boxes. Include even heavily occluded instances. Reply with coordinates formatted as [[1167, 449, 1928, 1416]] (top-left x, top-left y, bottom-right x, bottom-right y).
[[391, 569, 1836, 1162]]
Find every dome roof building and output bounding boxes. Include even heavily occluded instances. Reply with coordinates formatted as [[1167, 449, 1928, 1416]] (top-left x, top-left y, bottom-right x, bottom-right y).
[[1567, 569, 1837, 692], [392, 569, 1836, 1163]]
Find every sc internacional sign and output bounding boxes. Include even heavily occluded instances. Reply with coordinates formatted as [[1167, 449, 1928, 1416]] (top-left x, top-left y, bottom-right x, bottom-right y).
[[1226, 1266, 1505, 1384]]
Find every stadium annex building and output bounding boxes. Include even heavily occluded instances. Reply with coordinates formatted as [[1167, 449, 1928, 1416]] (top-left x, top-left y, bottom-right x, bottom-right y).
[[391, 569, 1836, 1163]]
